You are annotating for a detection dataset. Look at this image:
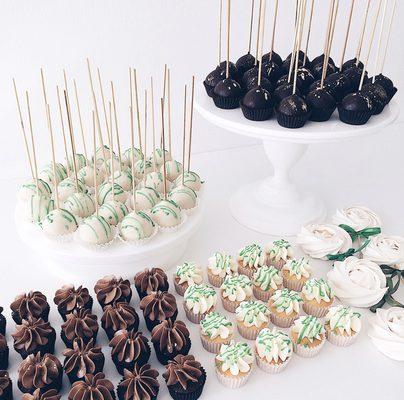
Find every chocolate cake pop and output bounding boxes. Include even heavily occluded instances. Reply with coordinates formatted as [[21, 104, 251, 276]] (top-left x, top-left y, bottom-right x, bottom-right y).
[[342, 58, 365, 72], [262, 51, 283, 67], [261, 0, 283, 67], [306, 87, 336, 121], [245, 76, 273, 93], [324, 72, 351, 102], [338, 92, 373, 125], [361, 82, 388, 115], [373, 74, 397, 102]]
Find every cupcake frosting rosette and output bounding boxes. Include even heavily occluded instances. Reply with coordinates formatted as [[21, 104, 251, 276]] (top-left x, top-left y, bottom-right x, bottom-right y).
[[173, 262, 204, 296], [183, 284, 217, 324], [265, 239, 293, 270], [236, 300, 270, 340], [301, 278, 334, 318], [269, 289, 302, 328], [282, 258, 312, 292], [220, 274, 253, 313], [237, 243, 267, 278], [207, 251, 237, 287], [200, 312, 233, 354], [253, 265, 283, 301]]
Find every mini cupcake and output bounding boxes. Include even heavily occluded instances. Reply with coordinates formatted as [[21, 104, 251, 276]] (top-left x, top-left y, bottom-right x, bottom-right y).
[[236, 300, 269, 340], [220, 274, 253, 313], [207, 251, 237, 287], [140, 291, 178, 331], [253, 265, 283, 301], [0, 336, 8, 371], [255, 327, 293, 373], [61, 309, 99, 348], [282, 257, 312, 292], [302, 278, 334, 317], [134, 267, 169, 299], [163, 354, 206, 400], [10, 291, 50, 324], [109, 329, 151, 375], [0, 308, 6, 335], [12, 317, 56, 359], [200, 312, 233, 354], [265, 239, 293, 270], [0, 371, 12, 400], [117, 364, 159, 400], [173, 262, 203, 296], [53, 284, 93, 321], [63, 338, 105, 384], [101, 302, 139, 340], [325, 305, 362, 347], [151, 319, 191, 365], [269, 289, 302, 328], [68, 373, 115, 400], [94, 275, 132, 309], [237, 243, 266, 278], [183, 284, 217, 324], [215, 341, 253, 389], [290, 315, 326, 357], [22, 389, 61, 400]]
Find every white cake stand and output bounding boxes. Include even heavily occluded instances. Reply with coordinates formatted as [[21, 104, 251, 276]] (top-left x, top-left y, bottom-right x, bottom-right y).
[[196, 89, 399, 236]]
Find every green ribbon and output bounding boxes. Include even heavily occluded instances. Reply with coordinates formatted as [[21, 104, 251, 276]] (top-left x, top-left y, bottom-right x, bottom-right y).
[[327, 239, 371, 262], [339, 224, 381, 242]]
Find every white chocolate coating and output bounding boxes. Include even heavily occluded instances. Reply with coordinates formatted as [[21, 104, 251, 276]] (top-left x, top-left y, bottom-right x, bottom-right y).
[[64, 193, 95, 218], [78, 165, 104, 187], [25, 194, 55, 224], [150, 199, 182, 228], [78, 215, 113, 245], [18, 179, 51, 202], [120, 211, 155, 241], [99, 200, 128, 226], [58, 177, 87, 202], [42, 208, 78, 236], [168, 185, 197, 210], [161, 160, 182, 182]]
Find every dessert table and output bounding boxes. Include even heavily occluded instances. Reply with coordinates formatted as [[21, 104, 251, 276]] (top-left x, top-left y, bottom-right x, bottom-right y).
[[4, 132, 404, 399]]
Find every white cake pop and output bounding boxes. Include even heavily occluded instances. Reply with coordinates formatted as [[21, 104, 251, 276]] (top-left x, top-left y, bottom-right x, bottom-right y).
[[18, 179, 51, 202], [99, 200, 129, 226], [174, 171, 202, 191], [161, 160, 182, 182], [133, 159, 153, 179], [128, 187, 161, 211], [97, 182, 127, 205], [141, 171, 165, 193], [78, 215, 113, 245], [149, 148, 172, 167], [58, 177, 87, 202], [120, 211, 155, 241], [64, 192, 95, 218], [151, 199, 182, 228], [109, 169, 133, 192], [67, 153, 87, 173], [78, 165, 104, 187], [123, 147, 142, 168], [104, 155, 122, 175], [25, 194, 55, 224], [42, 208, 78, 236], [93, 145, 112, 165], [39, 163, 67, 185], [168, 185, 197, 210]]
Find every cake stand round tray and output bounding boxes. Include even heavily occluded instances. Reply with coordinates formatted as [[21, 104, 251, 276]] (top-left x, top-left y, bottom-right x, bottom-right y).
[[196, 90, 399, 236], [15, 202, 204, 284]]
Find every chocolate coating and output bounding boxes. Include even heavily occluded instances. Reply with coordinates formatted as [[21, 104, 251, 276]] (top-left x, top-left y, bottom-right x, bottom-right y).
[[306, 88, 337, 122], [276, 94, 310, 128], [338, 92, 373, 125], [341, 58, 364, 72], [212, 78, 243, 110], [274, 83, 302, 104], [311, 61, 337, 80], [343, 66, 368, 92], [262, 51, 283, 67], [373, 74, 397, 102], [311, 54, 336, 68], [241, 87, 274, 121], [245, 76, 274, 93], [361, 82, 389, 115], [236, 53, 256, 77], [203, 66, 226, 97], [324, 72, 352, 102]]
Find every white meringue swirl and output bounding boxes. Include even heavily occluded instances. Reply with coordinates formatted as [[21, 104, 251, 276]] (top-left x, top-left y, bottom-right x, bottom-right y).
[[332, 206, 382, 232]]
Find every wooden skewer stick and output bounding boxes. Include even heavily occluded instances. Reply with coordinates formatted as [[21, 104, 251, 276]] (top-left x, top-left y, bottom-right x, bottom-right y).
[[226, 0, 231, 78], [108, 101, 115, 201], [110, 82, 122, 171], [321, 0, 336, 89], [339, 0, 355, 72], [92, 112, 99, 216], [380, 0, 397, 73], [150, 77, 157, 172], [133, 68, 143, 154], [73, 79, 88, 160], [322, 0, 339, 87], [97, 67, 111, 145], [288, 0, 302, 83], [355, 0, 371, 65], [45, 104, 60, 209], [303, 0, 315, 66], [160, 65, 168, 149], [13, 79, 34, 179], [372, 0, 389, 83], [188, 76, 195, 172], [269, 0, 279, 61], [167, 69, 172, 155], [255, 0, 263, 65], [257, 0, 266, 87], [143, 90, 148, 183], [293, 0, 305, 95], [218, 0, 223, 65], [182, 85, 187, 187], [359, 0, 383, 90], [25, 91, 39, 194], [160, 98, 167, 200], [40, 68, 48, 109], [130, 106, 137, 211], [56, 86, 70, 177], [247, 0, 255, 54]]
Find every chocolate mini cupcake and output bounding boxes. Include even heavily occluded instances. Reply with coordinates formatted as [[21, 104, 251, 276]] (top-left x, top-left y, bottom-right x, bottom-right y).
[[63, 338, 105, 384], [68, 373, 115, 400], [117, 364, 159, 400], [134, 268, 169, 299], [94, 275, 132, 309], [0, 371, 12, 400], [21, 389, 61, 400], [53, 285, 93, 321], [12, 318, 56, 359], [61, 309, 99, 348], [101, 302, 139, 340], [0, 336, 8, 370], [140, 291, 178, 332], [0, 308, 6, 336], [18, 353, 63, 394], [151, 320, 191, 365], [10, 291, 50, 325], [109, 329, 151, 375], [163, 355, 206, 400]]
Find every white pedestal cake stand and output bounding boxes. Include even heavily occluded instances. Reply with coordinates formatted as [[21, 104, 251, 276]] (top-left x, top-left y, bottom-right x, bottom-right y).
[[196, 90, 399, 236]]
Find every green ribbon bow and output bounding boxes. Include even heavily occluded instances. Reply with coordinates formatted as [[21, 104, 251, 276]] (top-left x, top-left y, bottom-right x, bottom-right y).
[[339, 224, 381, 242], [326, 239, 370, 262]]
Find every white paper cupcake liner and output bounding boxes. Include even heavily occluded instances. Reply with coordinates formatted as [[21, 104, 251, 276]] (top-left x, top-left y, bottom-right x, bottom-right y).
[[221, 296, 241, 313], [255, 352, 291, 374], [184, 302, 214, 324], [267, 258, 286, 271], [237, 322, 266, 340], [270, 312, 297, 328], [74, 226, 118, 251], [207, 271, 225, 288], [253, 286, 275, 302], [200, 333, 231, 354], [282, 276, 305, 292], [184, 198, 200, 216], [302, 301, 331, 318], [326, 330, 358, 347], [157, 211, 188, 233], [173, 277, 188, 296], [293, 338, 325, 358], [117, 224, 158, 246], [43, 230, 76, 244], [237, 263, 255, 279], [215, 366, 251, 389]]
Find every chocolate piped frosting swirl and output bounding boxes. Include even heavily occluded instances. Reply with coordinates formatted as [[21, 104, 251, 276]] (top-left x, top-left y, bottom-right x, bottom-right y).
[[22, 388, 61, 400], [118, 364, 159, 400], [68, 373, 115, 400], [94, 275, 132, 308], [0, 370, 11, 396], [101, 302, 139, 333], [63, 338, 105, 379], [134, 268, 169, 297], [140, 291, 177, 322], [11, 291, 49, 323], [151, 320, 189, 354], [109, 330, 149, 364], [54, 285, 92, 316], [163, 355, 203, 390], [61, 309, 98, 343]]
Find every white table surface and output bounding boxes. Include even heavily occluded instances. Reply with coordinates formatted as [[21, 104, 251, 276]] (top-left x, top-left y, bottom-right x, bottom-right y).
[[3, 137, 404, 399]]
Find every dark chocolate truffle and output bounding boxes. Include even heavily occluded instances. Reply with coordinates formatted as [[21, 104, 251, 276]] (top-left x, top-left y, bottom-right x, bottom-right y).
[[68, 373, 115, 400], [276, 94, 310, 129], [63, 338, 105, 384], [262, 51, 283, 67], [341, 58, 364, 72], [12, 317, 56, 359], [236, 53, 256, 77], [0, 308, 6, 336], [361, 82, 389, 115], [311, 61, 337, 80], [117, 364, 159, 400], [21, 388, 61, 400], [10, 291, 50, 325], [109, 330, 151, 375], [101, 302, 139, 340], [338, 92, 373, 125], [281, 57, 304, 76], [0, 335, 8, 370], [134, 267, 169, 299], [311, 54, 336, 68], [324, 72, 352, 102], [306, 88, 337, 122], [245, 76, 274, 93], [212, 78, 243, 109], [94, 275, 132, 309], [241, 86, 274, 121], [274, 82, 302, 104], [343, 66, 368, 92], [53, 285, 93, 321], [373, 74, 397, 102], [203, 66, 226, 97], [61, 309, 99, 348], [261, 60, 283, 83], [0, 371, 12, 400]]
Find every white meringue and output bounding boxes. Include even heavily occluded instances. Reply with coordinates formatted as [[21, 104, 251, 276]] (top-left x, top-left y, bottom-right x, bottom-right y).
[[332, 206, 382, 232]]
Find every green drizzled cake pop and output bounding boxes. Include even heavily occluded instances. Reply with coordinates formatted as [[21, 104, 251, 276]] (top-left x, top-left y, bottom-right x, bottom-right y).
[[39, 162, 67, 186], [19, 179, 51, 202], [58, 177, 86, 202]]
